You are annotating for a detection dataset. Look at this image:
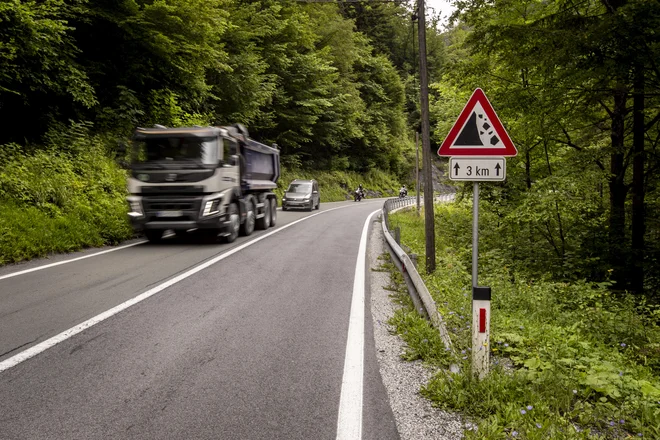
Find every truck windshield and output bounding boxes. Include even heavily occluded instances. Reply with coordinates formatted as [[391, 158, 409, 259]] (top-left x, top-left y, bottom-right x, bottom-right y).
[[287, 183, 311, 193], [132, 137, 219, 168]]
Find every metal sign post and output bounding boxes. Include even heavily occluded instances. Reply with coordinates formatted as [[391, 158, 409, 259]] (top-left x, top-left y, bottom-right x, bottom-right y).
[[471, 182, 490, 378]]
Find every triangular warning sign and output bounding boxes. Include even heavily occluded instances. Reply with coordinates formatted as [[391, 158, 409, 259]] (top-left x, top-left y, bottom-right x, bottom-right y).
[[437, 88, 517, 157]]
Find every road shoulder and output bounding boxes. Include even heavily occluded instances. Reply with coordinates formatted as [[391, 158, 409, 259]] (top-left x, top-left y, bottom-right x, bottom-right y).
[[367, 214, 463, 440]]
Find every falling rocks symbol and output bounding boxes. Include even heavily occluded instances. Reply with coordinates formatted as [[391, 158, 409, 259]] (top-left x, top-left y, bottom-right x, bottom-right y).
[[454, 112, 500, 147]]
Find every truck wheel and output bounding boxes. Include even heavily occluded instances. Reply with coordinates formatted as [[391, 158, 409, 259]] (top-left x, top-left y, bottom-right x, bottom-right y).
[[269, 198, 277, 227], [240, 201, 255, 236], [145, 230, 164, 243], [256, 198, 271, 230], [224, 203, 240, 243]]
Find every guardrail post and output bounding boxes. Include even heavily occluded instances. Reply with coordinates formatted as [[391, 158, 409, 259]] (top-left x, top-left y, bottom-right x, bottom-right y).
[[410, 253, 418, 270], [394, 226, 400, 245]]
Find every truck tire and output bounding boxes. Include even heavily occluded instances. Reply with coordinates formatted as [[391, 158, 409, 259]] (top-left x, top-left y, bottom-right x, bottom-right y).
[[269, 198, 277, 227], [224, 203, 240, 243], [145, 230, 164, 243], [256, 198, 271, 230], [240, 200, 255, 236]]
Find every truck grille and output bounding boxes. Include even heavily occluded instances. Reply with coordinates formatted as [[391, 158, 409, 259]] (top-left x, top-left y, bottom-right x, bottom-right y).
[[145, 201, 196, 211], [142, 196, 202, 222]]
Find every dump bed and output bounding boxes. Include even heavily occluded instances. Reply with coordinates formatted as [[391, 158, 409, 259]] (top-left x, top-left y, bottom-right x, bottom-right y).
[[242, 138, 280, 191]]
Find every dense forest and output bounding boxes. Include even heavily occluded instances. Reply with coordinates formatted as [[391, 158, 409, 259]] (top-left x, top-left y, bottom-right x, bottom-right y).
[[1, 0, 659, 298]]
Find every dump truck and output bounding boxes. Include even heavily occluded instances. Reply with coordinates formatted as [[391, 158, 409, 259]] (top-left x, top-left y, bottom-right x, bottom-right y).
[[126, 123, 280, 243]]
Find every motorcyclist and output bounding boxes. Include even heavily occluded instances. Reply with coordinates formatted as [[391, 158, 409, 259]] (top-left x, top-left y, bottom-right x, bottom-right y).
[[354, 184, 365, 201], [399, 185, 407, 197]]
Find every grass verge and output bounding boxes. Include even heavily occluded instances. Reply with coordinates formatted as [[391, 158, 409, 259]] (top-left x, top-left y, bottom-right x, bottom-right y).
[[388, 204, 660, 439]]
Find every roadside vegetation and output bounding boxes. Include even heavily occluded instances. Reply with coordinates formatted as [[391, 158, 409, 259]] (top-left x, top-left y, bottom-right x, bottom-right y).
[[0, 123, 406, 266], [388, 203, 660, 439]]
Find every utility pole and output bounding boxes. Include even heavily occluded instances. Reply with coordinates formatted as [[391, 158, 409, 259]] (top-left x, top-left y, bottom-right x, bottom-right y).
[[417, 0, 435, 273]]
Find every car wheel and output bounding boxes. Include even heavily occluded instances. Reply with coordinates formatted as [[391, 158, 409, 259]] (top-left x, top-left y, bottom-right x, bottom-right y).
[[307, 200, 313, 211], [315, 199, 320, 210], [224, 203, 240, 243], [145, 230, 164, 243], [240, 200, 256, 236], [282, 204, 288, 211], [256, 198, 271, 230], [269, 198, 277, 227]]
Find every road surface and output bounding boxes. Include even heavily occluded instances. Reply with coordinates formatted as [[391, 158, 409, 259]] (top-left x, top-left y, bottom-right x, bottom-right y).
[[0, 199, 400, 440]]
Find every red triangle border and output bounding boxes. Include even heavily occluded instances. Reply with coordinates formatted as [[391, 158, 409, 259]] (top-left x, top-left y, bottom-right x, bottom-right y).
[[437, 88, 517, 157]]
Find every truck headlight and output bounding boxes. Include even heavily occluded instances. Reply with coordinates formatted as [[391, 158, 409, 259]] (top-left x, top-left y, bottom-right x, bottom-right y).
[[202, 196, 222, 216], [128, 199, 144, 218]]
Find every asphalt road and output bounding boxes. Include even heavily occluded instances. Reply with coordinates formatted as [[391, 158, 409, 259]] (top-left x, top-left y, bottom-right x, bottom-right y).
[[0, 199, 400, 440]]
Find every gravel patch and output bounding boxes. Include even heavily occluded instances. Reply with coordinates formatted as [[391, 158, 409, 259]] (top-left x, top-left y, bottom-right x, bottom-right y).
[[368, 216, 464, 440]]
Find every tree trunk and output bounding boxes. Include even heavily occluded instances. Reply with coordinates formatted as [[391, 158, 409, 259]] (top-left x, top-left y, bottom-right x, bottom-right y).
[[631, 66, 645, 293], [609, 86, 629, 289], [525, 149, 532, 189]]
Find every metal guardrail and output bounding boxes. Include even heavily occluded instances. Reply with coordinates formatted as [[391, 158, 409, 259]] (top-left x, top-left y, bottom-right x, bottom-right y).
[[381, 196, 453, 350]]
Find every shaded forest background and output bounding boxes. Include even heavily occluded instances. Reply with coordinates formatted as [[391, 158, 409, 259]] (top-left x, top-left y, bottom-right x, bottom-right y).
[[1, 0, 659, 298]]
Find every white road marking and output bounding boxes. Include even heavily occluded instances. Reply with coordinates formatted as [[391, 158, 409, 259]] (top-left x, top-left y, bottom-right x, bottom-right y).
[[0, 203, 376, 373], [0, 241, 148, 281], [336, 209, 380, 440], [0, 201, 386, 280], [0, 231, 189, 281]]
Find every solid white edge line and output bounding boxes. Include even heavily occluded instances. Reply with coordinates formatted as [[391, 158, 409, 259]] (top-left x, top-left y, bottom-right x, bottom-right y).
[[0, 240, 148, 281], [336, 209, 380, 440], [0, 203, 369, 374]]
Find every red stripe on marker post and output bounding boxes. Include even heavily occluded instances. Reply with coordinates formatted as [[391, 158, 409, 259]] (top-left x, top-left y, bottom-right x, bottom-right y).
[[479, 308, 486, 333]]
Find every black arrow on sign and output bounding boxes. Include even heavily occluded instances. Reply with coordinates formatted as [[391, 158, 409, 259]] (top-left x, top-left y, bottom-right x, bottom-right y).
[[454, 162, 460, 176], [495, 163, 501, 176]]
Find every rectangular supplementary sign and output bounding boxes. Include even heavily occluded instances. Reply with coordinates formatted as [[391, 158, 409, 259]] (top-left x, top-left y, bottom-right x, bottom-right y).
[[449, 157, 506, 181]]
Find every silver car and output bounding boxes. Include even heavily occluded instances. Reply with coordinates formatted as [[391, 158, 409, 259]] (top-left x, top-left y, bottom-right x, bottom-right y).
[[281, 179, 320, 211]]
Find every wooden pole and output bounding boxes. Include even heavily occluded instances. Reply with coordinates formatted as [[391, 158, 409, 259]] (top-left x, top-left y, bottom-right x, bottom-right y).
[[418, 0, 435, 273]]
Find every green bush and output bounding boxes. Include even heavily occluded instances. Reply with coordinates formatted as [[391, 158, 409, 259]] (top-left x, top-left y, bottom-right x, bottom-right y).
[[0, 133, 133, 265]]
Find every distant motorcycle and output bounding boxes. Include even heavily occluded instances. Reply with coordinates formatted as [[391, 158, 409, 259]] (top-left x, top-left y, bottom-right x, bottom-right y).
[[354, 188, 365, 202], [399, 188, 408, 198]]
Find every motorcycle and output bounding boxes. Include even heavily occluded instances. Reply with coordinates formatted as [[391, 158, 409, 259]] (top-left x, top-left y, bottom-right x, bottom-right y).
[[354, 188, 365, 202], [399, 188, 408, 198]]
